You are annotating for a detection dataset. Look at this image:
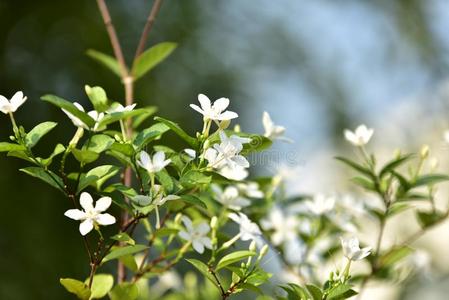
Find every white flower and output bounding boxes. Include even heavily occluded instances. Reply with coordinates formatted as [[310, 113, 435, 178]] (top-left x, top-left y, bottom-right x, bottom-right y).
[[0, 91, 27, 114], [212, 184, 250, 210], [64, 192, 116, 236], [152, 185, 180, 206], [137, 151, 171, 174], [305, 194, 335, 215], [218, 165, 249, 180], [284, 238, 307, 265], [237, 182, 264, 198], [340, 236, 371, 261], [184, 148, 196, 160], [205, 131, 250, 170], [263, 111, 286, 140], [107, 103, 136, 114], [344, 124, 374, 146], [62, 102, 105, 132], [190, 94, 238, 121], [260, 207, 298, 245], [228, 212, 262, 242], [178, 216, 212, 254]]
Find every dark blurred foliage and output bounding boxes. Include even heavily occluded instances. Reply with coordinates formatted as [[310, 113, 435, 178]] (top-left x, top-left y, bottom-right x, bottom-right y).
[[1, 0, 448, 299]]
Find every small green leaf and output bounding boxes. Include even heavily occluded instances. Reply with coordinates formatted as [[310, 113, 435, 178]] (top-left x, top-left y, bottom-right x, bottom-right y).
[[111, 233, 135, 246], [133, 122, 170, 150], [180, 170, 211, 188], [379, 246, 413, 268], [78, 165, 120, 192], [155, 169, 174, 193], [25, 121, 58, 148], [72, 149, 100, 164], [132, 106, 158, 129], [154, 116, 198, 147], [351, 176, 376, 191], [185, 259, 219, 288], [60, 278, 91, 300], [85, 274, 114, 299], [335, 156, 375, 179], [0, 142, 25, 152], [109, 283, 139, 300], [86, 134, 115, 153], [103, 244, 148, 262], [98, 108, 153, 128], [327, 284, 357, 300], [306, 284, 323, 300], [413, 174, 449, 188], [132, 42, 177, 80], [86, 49, 121, 77], [216, 251, 256, 270], [20, 167, 64, 192], [41, 94, 95, 128], [416, 210, 447, 229], [179, 195, 207, 208], [110, 142, 135, 157], [379, 154, 414, 178], [85, 85, 109, 112]]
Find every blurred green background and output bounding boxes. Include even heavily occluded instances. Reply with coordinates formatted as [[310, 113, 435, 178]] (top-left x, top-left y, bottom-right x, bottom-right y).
[[1, 0, 449, 299]]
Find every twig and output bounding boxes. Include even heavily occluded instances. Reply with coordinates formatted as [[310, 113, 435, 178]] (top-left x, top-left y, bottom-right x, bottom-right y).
[[134, 0, 164, 59]]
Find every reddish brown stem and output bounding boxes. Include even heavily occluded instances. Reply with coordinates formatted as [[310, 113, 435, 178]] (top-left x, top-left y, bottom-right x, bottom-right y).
[[134, 0, 164, 59]]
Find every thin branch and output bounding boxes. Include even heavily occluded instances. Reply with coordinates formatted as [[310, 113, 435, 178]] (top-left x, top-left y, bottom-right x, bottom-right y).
[[134, 0, 164, 59], [96, 0, 129, 78]]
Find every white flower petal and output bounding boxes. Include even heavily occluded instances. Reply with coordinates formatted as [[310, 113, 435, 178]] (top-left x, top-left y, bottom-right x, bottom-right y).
[[198, 94, 212, 111], [178, 230, 191, 241], [96, 213, 116, 225], [196, 222, 210, 235], [138, 151, 151, 169], [189, 104, 205, 115], [64, 209, 86, 220], [192, 240, 205, 254], [153, 151, 165, 165], [199, 237, 213, 249], [212, 97, 230, 112], [10, 91, 26, 111], [79, 219, 94, 236], [95, 197, 112, 212], [79, 192, 94, 211], [217, 111, 238, 120]]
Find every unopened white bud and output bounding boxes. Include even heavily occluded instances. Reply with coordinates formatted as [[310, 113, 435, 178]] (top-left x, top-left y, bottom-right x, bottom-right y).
[[249, 241, 256, 252], [210, 216, 218, 229], [420, 145, 430, 159]]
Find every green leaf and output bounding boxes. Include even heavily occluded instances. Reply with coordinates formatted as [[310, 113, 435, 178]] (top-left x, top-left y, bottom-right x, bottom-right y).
[[416, 210, 447, 229], [240, 283, 263, 295], [327, 284, 357, 300], [103, 244, 148, 262], [86, 49, 121, 77], [154, 116, 198, 147], [78, 165, 120, 192], [350, 176, 376, 191], [20, 167, 64, 192], [86, 134, 115, 153], [98, 108, 152, 128], [0, 142, 26, 152], [239, 133, 272, 154], [60, 278, 91, 300], [85, 85, 109, 112], [280, 283, 309, 300], [132, 42, 177, 80], [85, 274, 114, 299], [185, 259, 219, 288], [179, 195, 207, 208], [41, 94, 95, 128], [110, 142, 135, 157], [306, 284, 323, 300], [25, 121, 58, 148], [72, 149, 100, 164], [413, 174, 449, 188], [379, 154, 414, 178], [133, 122, 170, 150], [155, 169, 174, 193], [111, 233, 135, 246], [109, 283, 139, 300], [41, 143, 66, 167], [335, 156, 375, 179], [180, 170, 211, 188], [379, 246, 413, 268], [216, 251, 256, 270], [132, 106, 158, 129]]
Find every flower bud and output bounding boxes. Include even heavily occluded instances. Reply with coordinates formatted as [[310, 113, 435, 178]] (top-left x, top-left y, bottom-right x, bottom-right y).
[[430, 158, 439, 170], [203, 139, 210, 150], [258, 244, 269, 260], [420, 145, 430, 159], [210, 216, 218, 229], [9, 135, 15, 141], [174, 213, 182, 224], [249, 241, 256, 252], [233, 124, 241, 133], [393, 148, 401, 159]]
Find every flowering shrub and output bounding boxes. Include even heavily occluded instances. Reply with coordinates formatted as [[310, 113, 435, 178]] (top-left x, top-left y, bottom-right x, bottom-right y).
[[1, 1, 448, 300]]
